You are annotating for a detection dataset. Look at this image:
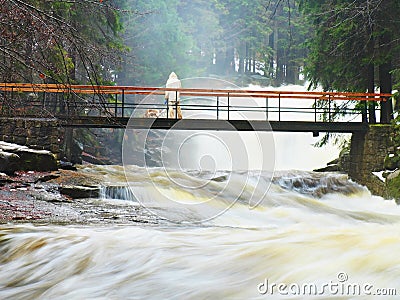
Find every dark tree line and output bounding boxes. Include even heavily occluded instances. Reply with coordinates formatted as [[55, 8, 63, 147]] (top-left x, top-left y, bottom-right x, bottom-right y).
[[118, 0, 309, 86], [300, 0, 400, 123], [0, 0, 310, 87], [0, 0, 125, 84], [1, 0, 399, 125]]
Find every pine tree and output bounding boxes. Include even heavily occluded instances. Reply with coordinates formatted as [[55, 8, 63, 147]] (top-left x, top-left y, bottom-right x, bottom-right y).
[[300, 0, 400, 123]]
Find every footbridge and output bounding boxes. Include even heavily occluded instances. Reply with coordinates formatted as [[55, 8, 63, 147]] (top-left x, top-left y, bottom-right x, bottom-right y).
[[0, 83, 391, 133]]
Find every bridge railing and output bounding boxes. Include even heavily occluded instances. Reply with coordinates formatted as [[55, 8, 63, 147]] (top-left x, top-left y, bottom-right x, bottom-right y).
[[0, 83, 391, 123]]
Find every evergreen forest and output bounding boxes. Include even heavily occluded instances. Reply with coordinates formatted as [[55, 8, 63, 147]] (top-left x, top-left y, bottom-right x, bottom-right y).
[[1, 0, 400, 122]]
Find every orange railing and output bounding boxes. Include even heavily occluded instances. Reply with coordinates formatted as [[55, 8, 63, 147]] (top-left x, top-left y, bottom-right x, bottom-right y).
[[0, 83, 391, 101], [0, 83, 392, 123]]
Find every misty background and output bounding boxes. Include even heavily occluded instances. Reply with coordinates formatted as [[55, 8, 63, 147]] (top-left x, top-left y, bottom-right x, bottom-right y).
[[92, 0, 337, 171], [117, 0, 307, 87]]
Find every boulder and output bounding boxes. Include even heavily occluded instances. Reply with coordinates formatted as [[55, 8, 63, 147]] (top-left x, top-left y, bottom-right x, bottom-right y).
[[384, 153, 400, 171], [386, 170, 400, 202], [314, 148, 350, 173], [0, 141, 57, 174], [0, 150, 20, 174], [59, 185, 100, 199], [338, 148, 351, 173], [314, 164, 340, 172]]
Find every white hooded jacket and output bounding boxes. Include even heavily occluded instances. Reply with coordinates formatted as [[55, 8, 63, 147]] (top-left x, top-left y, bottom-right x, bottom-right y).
[[165, 72, 181, 103]]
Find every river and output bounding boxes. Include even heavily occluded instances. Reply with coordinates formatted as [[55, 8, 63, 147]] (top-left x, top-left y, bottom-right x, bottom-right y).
[[1, 165, 400, 299]]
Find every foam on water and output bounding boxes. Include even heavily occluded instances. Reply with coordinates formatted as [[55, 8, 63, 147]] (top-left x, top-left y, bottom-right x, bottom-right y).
[[1, 166, 400, 299]]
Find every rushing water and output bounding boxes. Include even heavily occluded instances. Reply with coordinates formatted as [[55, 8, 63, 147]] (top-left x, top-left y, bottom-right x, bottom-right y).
[[1, 166, 400, 299]]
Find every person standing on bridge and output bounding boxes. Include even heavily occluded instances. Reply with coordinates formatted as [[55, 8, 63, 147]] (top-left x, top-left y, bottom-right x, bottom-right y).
[[165, 72, 183, 119]]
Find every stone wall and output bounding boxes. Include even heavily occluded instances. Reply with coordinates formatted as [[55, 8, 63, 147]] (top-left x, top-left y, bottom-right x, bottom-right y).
[[348, 125, 393, 196], [0, 118, 64, 158]]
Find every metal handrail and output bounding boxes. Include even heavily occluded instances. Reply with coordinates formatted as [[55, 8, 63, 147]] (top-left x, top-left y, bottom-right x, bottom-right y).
[[0, 83, 391, 100], [0, 83, 391, 123]]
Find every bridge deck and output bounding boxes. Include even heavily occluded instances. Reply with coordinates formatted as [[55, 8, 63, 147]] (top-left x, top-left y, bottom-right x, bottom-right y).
[[57, 116, 368, 133]]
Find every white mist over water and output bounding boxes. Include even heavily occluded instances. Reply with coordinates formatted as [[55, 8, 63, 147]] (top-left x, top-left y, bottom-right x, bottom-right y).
[[274, 132, 342, 170], [125, 77, 276, 172], [129, 79, 340, 171], [245, 83, 343, 171]]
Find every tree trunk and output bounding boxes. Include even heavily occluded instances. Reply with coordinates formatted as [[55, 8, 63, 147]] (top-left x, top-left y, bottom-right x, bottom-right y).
[[378, 25, 393, 123], [252, 50, 256, 74], [395, 95, 400, 111], [225, 48, 235, 74], [64, 128, 74, 162], [273, 20, 278, 78], [379, 61, 393, 123], [286, 60, 296, 84], [276, 49, 285, 85], [268, 32, 275, 78], [366, 24, 376, 123], [245, 43, 250, 73], [238, 57, 243, 74], [367, 64, 376, 123]]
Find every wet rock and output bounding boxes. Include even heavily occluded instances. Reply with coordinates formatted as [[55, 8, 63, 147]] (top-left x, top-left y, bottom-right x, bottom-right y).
[[0, 151, 20, 174], [314, 164, 340, 172], [0, 142, 57, 173], [387, 169, 400, 181], [71, 139, 83, 165], [30, 186, 69, 203], [386, 170, 400, 202], [327, 158, 339, 165], [59, 185, 100, 199], [384, 153, 400, 171], [59, 160, 77, 171], [34, 172, 60, 183], [314, 147, 351, 173], [338, 149, 351, 173], [211, 175, 228, 182], [82, 152, 106, 165]]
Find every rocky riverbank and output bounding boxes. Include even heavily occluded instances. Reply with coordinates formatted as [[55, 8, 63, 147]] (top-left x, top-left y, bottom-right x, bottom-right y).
[[0, 141, 58, 174], [0, 169, 159, 225], [0, 141, 158, 225], [0, 170, 79, 222], [314, 126, 400, 203]]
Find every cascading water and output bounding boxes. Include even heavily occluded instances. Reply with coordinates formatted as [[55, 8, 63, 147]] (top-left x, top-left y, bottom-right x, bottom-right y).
[[1, 165, 400, 299], [1, 79, 398, 299], [100, 185, 137, 202]]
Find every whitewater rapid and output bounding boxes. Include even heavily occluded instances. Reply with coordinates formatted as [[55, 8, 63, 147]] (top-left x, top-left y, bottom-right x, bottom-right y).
[[1, 166, 400, 299]]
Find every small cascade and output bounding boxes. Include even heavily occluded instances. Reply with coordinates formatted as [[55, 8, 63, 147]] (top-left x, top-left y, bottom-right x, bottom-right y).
[[100, 186, 137, 202], [273, 171, 368, 198]]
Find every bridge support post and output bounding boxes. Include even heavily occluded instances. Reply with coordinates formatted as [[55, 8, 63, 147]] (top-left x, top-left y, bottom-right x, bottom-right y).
[[175, 91, 178, 120], [217, 96, 219, 120], [114, 94, 118, 117], [362, 101, 368, 123], [122, 90, 125, 118], [227, 92, 230, 120], [314, 98, 317, 122], [166, 100, 169, 119], [278, 94, 281, 121], [328, 97, 331, 122]]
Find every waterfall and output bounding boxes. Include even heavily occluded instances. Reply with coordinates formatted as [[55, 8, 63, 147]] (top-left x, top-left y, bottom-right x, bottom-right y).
[[100, 186, 137, 202]]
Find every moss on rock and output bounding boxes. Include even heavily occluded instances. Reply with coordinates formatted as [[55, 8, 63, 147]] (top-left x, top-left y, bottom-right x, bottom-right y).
[[387, 170, 400, 201]]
